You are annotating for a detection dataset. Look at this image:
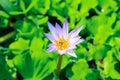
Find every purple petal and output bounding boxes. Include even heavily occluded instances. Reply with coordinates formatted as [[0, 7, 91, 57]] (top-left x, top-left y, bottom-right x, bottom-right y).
[[46, 47, 55, 52], [55, 23, 62, 38], [70, 36, 81, 45], [66, 50, 77, 58], [69, 25, 83, 38], [63, 19, 68, 38], [76, 39, 84, 44], [44, 33, 54, 43], [46, 43, 56, 52], [47, 22, 56, 37], [48, 43, 56, 48]]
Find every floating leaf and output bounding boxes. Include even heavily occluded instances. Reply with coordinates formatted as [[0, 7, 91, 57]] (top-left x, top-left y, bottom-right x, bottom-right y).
[[13, 52, 56, 80], [103, 50, 120, 79], [9, 38, 30, 55], [70, 59, 100, 80]]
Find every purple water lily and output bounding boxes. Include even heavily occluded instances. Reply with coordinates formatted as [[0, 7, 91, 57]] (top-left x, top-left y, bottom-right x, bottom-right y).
[[45, 20, 84, 58]]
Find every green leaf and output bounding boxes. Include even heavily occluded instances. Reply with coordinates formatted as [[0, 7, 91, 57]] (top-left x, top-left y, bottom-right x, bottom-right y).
[[98, 0, 118, 11], [94, 25, 113, 44], [13, 19, 37, 39], [9, 38, 30, 55], [0, 11, 10, 18], [71, 59, 89, 80], [33, 0, 50, 14], [0, 55, 13, 80], [85, 69, 100, 80], [0, 17, 9, 28], [10, 11, 24, 15], [103, 50, 120, 79], [79, 0, 98, 17], [70, 59, 99, 80], [25, 0, 38, 13], [30, 36, 44, 53], [0, 0, 16, 12], [89, 44, 111, 61], [13, 53, 33, 79], [13, 52, 56, 80], [115, 21, 120, 31], [37, 16, 48, 25], [20, 0, 26, 11]]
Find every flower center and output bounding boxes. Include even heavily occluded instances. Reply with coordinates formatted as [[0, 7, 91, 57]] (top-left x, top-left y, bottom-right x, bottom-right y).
[[55, 37, 69, 50]]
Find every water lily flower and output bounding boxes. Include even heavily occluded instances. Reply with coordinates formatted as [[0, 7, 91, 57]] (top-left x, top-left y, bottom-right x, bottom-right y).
[[45, 20, 84, 58]]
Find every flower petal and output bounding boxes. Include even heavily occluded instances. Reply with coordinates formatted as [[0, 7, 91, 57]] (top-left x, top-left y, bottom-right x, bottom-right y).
[[49, 43, 57, 49], [69, 25, 83, 38], [70, 36, 81, 45], [44, 33, 54, 43], [55, 23, 62, 38], [46, 47, 55, 52], [66, 50, 77, 58], [58, 50, 66, 55], [63, 19, 68, 38], [47, 22, 56, 38], [76, 39, 84, 44], [46, 43, 56, 52], [69, 45, 77, 50]]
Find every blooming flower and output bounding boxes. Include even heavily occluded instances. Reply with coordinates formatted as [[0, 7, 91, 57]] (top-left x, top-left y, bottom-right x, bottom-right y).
[[45, 20, 84, 58]]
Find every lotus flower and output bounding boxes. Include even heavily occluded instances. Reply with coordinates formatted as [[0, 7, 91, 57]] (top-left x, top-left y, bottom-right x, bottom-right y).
[[45, 20, 84, 58]]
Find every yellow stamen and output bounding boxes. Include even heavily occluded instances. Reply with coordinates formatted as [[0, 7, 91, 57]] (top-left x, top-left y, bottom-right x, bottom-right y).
[[55, 37, 69, 50]]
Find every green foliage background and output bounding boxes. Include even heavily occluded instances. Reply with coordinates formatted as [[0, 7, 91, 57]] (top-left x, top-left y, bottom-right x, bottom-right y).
[[0, 0, 120, 80]]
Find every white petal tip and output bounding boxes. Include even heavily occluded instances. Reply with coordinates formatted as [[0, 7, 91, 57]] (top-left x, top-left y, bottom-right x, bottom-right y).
[[72, 54, 77, 58], [78, 25, 84, 32], [79, 39, 84, 43], [67, 50, 77, 58]]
